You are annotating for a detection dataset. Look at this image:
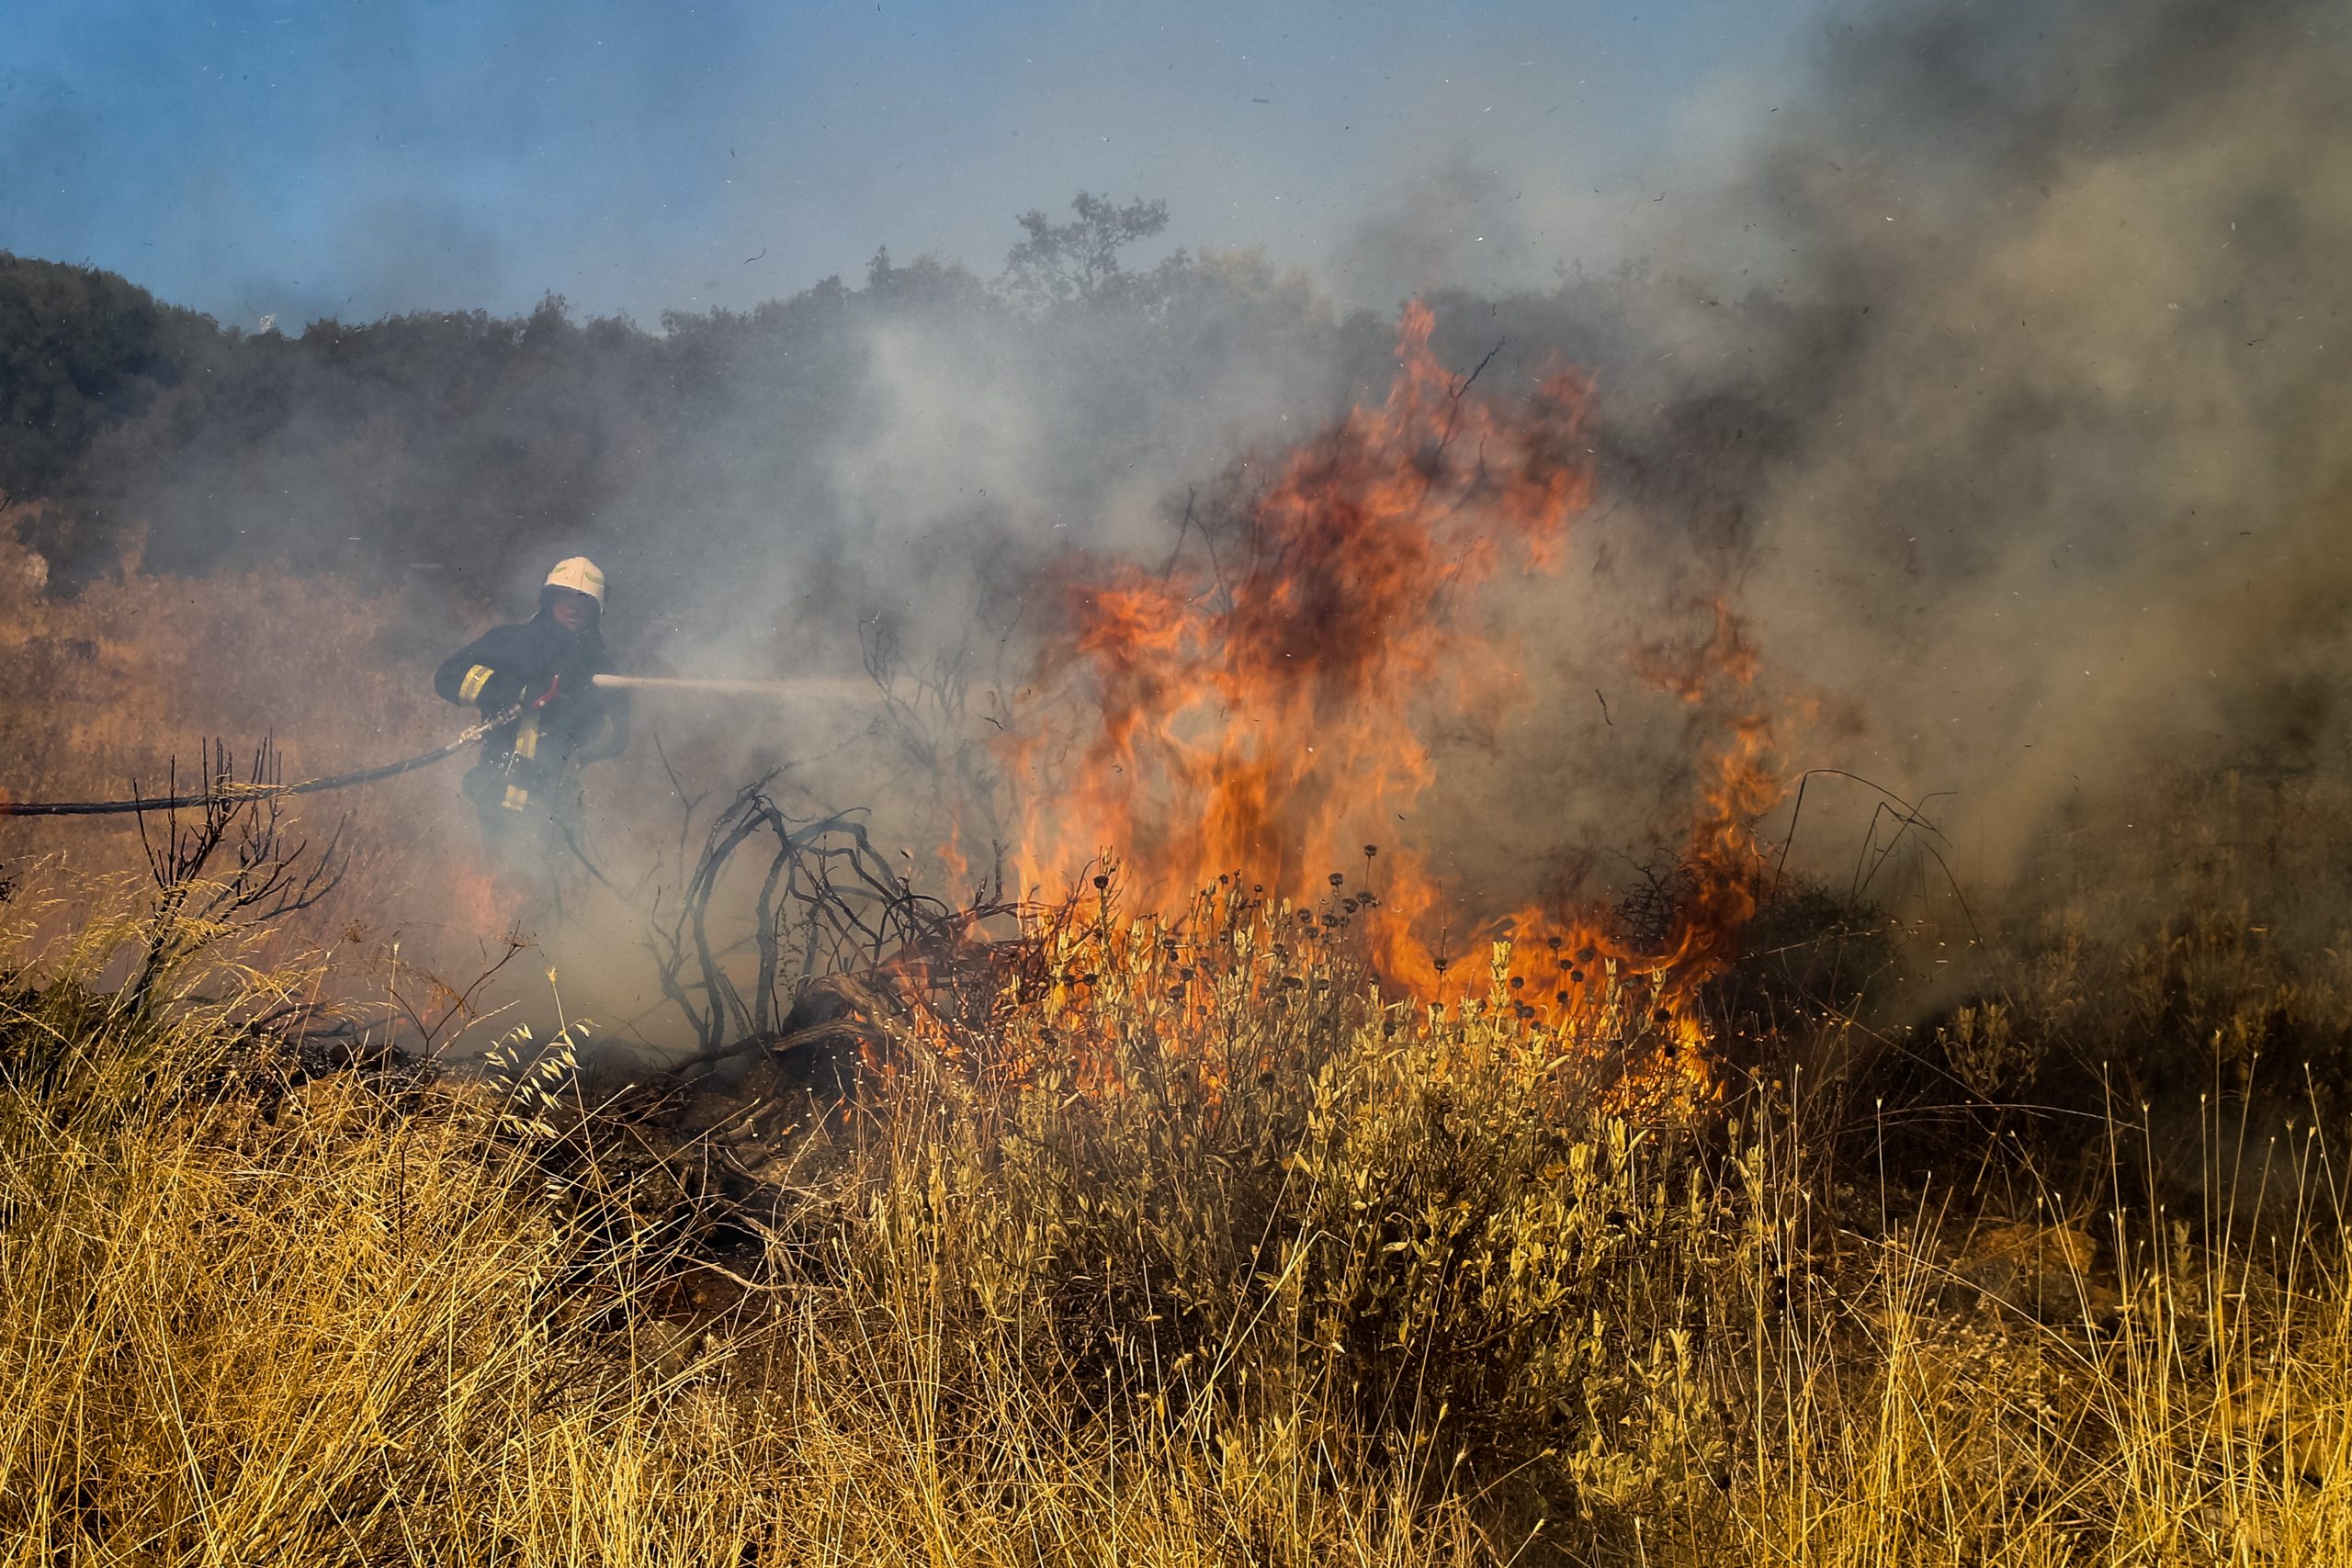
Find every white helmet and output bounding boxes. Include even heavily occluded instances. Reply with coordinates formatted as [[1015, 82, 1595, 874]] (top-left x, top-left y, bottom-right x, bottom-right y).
[[544, 556, 606, 606]]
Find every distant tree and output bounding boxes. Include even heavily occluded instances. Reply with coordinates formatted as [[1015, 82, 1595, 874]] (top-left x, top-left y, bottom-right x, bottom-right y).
[[1001, 193, 1181, 310], [865, 247, 993, 313], [0, 253, 209, 503]]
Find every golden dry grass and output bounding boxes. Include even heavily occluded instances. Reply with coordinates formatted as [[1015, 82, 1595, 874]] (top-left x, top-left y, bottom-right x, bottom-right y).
[[3, 879, 2351, 1567]]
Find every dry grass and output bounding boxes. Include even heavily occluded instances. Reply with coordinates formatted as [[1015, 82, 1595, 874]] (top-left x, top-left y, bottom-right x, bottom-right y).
[[4, 874, 2352, 1566], [1726, 1106, 2352, 1567]]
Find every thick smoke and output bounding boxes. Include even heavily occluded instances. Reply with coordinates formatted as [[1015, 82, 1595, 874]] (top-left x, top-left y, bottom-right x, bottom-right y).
[[9, 0, 2348, 1048], [728, 0, 2352, 927], [1720, 0, 2352, 891], [1342, 0, 2352, 914]]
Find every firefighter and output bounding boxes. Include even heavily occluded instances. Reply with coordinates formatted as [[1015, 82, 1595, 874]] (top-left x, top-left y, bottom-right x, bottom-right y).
[[434, 557, 629, 898]]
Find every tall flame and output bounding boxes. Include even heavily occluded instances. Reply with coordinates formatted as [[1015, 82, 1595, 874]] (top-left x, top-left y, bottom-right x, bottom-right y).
[[1000, 304, 1779, 1096]]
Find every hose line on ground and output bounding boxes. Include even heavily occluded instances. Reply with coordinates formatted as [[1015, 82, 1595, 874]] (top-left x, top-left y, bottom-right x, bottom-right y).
[[0, 705, 522, 818]]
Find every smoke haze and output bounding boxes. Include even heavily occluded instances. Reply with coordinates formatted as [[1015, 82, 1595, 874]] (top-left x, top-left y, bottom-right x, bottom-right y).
[[5, 0, 2349, 1048], [1730, 0, 2352, 883]]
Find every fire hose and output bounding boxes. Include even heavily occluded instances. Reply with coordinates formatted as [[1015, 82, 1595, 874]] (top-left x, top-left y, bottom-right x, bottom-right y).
[[0, 673, 866, 819], [0, 704, 529, 818]]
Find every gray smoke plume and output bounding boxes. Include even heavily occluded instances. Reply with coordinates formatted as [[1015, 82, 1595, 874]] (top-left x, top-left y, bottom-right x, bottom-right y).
[[545, 0, 2352, 973], [1349, 0, 2352, 914], [17, 0, 2349, 1049], [1727, 0, 2352, 888]]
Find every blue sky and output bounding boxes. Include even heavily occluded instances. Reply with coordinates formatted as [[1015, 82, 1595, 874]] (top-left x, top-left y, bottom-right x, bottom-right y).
[[2, 0, 1824, 327]]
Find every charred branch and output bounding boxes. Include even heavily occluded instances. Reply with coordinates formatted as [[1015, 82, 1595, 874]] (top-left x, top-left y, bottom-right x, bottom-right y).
[[644, 780, 1020, 1071], [126, 738, 347, 1016]]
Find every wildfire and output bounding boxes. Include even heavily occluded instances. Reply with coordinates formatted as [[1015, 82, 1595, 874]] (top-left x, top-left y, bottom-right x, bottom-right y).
[[1000, 305, 1780, 1100]]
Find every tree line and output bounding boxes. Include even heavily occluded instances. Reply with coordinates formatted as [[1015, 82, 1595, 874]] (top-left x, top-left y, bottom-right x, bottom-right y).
[[0, 197, 1365, 606]]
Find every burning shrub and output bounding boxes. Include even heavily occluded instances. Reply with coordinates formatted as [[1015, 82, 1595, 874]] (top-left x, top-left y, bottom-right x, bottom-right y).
[[824, 881, 1738, 1518]]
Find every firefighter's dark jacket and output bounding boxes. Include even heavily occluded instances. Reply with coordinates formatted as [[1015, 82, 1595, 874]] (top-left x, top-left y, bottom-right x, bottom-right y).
[[434, 603, 629, 795]]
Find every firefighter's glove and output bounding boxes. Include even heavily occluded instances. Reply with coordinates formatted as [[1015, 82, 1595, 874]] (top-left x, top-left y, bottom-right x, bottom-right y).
[[486, 673, 540, 715]]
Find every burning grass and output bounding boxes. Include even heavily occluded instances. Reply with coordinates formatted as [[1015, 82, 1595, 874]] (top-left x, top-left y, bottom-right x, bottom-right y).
[[7, 868, 2352, 1565]]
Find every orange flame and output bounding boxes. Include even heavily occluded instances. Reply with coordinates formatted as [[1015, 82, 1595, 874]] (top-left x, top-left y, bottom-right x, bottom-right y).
[[999, 304, 1780, 1100]]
